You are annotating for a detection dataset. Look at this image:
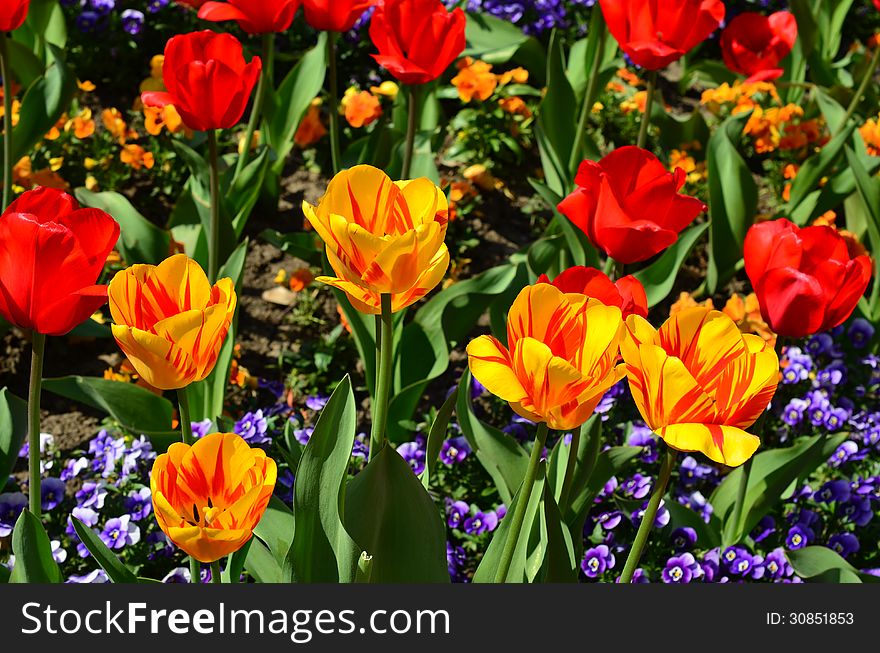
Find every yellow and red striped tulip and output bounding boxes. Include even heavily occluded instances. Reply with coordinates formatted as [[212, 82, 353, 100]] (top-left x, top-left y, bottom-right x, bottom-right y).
[[621, 306, 779, 467], [151, 432, 276, 563], [108, 254, 236, 390], [303, 165, 450, 314], [466, 283, 626, 431]]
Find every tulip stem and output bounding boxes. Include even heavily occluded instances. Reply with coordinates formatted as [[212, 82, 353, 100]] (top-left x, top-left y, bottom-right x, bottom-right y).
[[327, 32, 342, 175], [557, 423, 581, 512], [234, 32, 274, 180], [0, 32, 13, 210], [26, 332, 46, 517], [840, 44, 880, 135], [207, 129, 221, 284], [567, 12, 606, 184], [177, 388, 202, 584], [210, 560, 222, 584], [494, 422, 549, 583], [401, 86, 418, 179], [636, 70, 658, 150], [369, 294, 394, 461], [619, 445, 675, 584]]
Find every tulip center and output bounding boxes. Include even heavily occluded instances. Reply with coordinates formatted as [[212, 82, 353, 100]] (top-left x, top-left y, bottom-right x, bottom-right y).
[[188, 497, 224, 527]]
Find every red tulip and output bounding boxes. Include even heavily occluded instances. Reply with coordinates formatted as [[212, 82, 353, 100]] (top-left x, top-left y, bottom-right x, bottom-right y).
[[720, 11, 798, 82], [174, 0, 209, 9], [369, 0, 466, 86], [744, 219, 873, 338], [302, 0, 376, 32], [198, 0, 301, 34], [141, 31, 261, 133], [558, 147, 707, 265], [874, 0, 880, 10], [599, 0, 725, 70], [537, 266, 649, 319], [0, 187, 119, 336], [0, 0, 29, 31]]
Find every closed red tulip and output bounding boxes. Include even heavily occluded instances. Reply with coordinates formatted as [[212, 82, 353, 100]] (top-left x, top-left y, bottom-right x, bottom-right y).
[[537, 266, 649, 319], [874, 0, 880, 10], [558, 147, 707, 265], [744, 219, 872, 338], [0, 0, 29, 31], [599, 0, 725, 70], [141, 31, 261, 133], [369, 0, 466, 86], [198, 0, 300, 34], [721, 11, 798, 82], [0, 187, 119, 336], [302, 0, 375, 32]]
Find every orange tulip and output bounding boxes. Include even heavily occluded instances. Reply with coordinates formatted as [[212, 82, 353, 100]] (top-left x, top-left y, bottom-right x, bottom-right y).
[[303, 165, 450, 314], [151, 432, 276, 563], [108, 254, 236, 390], [467, 283, 625, 431], [621, 306, 779, 467]]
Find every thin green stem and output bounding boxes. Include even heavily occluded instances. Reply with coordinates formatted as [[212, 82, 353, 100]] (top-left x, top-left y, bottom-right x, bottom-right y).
[[27, 332, 46, 517], [567, 14, 606, 182], [327, 32, 342, 174], [602, 256, 614, 276], [234, 33, 274, 179], [368, 294, 393, 461], [612, 259, 624, 282], [401, 86, 418, 179], [1, 33, 13, 210], [177, 388, 201, 583], [207, 130, 221, 284], [636, 70, 658, 150], [374, 314, 382, 395], [839, 44, 880, 135], [210, 560, 222, 584], [557, 422, 582, 512], [619, 445, 675, 583], [494, 422, 549, 583]]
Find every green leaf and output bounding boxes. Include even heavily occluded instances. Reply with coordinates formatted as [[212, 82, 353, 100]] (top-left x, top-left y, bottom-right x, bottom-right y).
[[264, 33, 328, 175], [535, 32, 577, 197], [75, 189, 171, 265], [10, 510, 61, 583], [41, 376, 177, 450], [344, 446, 449, 583], [845, 145, 880, 318], [787, 546, 880, 583], [0, 388, 27, 485], [71, 517, 139, 584], [252, 496, 294, 567], [7, 38, 44, 88], [244, 538, 282, 583], [421, 380, 460, 490], [712, 433, 848, 546], [537, 476, 578, 582], [786, 124, 855, 221], [634, 222, 709, 307], [286, 375, 360, 583], [229, 147, 271, 237], [464, 13, 532, 64], [222, 538, 252, 583], [456, 371, 528, 504], [260, 229, 322, 266], [706, 112, 758, 293]]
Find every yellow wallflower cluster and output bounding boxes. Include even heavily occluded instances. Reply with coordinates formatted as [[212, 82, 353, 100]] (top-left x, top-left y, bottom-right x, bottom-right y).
[[859, 114, 880, 156]]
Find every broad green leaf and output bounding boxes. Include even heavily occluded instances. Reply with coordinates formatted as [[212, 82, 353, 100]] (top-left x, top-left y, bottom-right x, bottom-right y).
[[71, 517, 139, 583], [260, 229, 322, 266], [787, 546, 880, 583], [264, 33, 327, 175], [75, 188, 170, 265], [456, 371, 528, 504], [252, 496, 294, 567], [344, 446, 449, 583], [0, 388, 27, 485], [221, 538, 252, 583], [845, 145, 880, 318], [228, 147, 270, 237], [706, 112, 758, 293], [634, 222, 709, 307], [535, 32, 576, 197], [286, 375, 360, 583], [244, 537, 282, 583], [537, 477, 578, 582], [10, 510, 61, 583], [42, 376, 177, 449], [7, 39, 44, 88]]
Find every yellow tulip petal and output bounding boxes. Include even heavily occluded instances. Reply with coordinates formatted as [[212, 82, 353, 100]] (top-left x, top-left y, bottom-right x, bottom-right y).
[[714, 342, 779, 428], [578, 302, 624, 375], [624, 343, 716, 431], [393, 177, 449, 231], [512, 337, 587, 421], [507, 284, 586, 353], [622, 314, 659, 363], [467, 335, 527, 402], [152, 253, 213, 313], [657, 423, 760, 467], [317, 165, 398, 234], [111, 324, 196, 390]]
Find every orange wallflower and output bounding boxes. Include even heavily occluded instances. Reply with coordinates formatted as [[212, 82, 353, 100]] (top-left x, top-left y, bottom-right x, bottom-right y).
[[151, 432, 276, 563], [670, 291, 713, 316], [723, 293, 776, 345], [499, 96, 531, 117], [120, 144, 155, 170], [497, 67, 529, 86], [289, 267, 315, 291], [620, 90, 647, 114], [860, 115, 880, 156], [295, 99, 327, 148], [342, 88, 382, 128], [451, 57, 498, 102], [68, 108, 96, 139]]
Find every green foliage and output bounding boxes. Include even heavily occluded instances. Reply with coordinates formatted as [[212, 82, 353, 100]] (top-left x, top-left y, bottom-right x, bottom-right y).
[[10, 510, 61, 584], [0, 388, 27, 486]]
